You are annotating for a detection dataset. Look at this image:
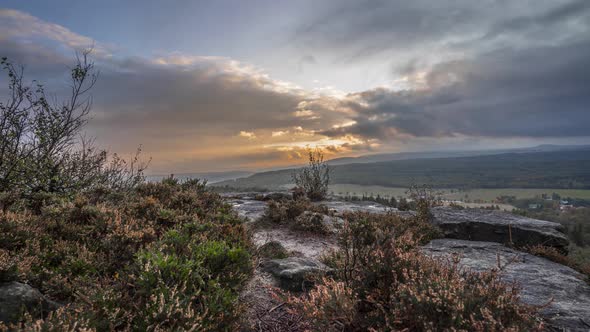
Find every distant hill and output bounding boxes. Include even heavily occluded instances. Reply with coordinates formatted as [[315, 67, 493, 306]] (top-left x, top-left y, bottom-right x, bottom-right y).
[[147, 170, 253, 184], [213, 147, 590, 190], [325, 144, 590, 165]]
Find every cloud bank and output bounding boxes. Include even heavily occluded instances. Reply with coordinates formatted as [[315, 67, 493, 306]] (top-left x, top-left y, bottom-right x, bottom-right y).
[[1, 3, 589, 172]]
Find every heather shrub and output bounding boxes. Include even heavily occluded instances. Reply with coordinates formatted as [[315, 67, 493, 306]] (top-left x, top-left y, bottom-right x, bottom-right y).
[[262, 198, 333, 234], [0, 178, 253, 331], [287, 212, 543, 331], [526, 244, 590, 280], [286, 278, 357, 330], [292, 212, 331, 234], [263, 200, 288, 223]]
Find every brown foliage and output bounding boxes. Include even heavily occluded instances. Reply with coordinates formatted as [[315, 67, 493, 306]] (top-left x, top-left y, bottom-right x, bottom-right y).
[[285, 212, 544, 331], [0, 179, 253, 331]]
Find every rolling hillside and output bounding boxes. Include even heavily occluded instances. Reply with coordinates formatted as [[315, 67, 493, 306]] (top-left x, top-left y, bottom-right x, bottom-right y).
[[214, 148, 590, 190]]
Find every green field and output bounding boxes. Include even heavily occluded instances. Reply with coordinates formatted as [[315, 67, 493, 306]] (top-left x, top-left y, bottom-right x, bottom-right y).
[[329, 184, 590, 201]]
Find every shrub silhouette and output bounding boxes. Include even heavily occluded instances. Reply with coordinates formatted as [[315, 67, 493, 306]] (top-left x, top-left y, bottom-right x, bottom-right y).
[[292, 148, 330, 201], [0, 53, 148, 198]]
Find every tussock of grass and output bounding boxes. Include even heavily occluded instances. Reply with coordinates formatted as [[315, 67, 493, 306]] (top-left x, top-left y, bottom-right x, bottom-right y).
[[0, 179, 253, 331]]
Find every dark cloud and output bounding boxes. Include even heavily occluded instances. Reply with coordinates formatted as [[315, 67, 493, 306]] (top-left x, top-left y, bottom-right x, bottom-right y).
[[293, 0, 590, 63], [481, 0, 590, 42], [321, 41, 590, 139]]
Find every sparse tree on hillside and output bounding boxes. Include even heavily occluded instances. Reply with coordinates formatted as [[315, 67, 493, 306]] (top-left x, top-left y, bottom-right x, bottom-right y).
[[293, 148, 330, 201]]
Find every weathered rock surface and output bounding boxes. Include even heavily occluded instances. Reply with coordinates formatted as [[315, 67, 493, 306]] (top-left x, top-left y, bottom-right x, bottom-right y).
[[318, 200, 394, 216], [422, 239, 590, 331], [431, 207, 569, 251], [254, 228, 337, 259], [226, 194, 395, 223], [260, 192, 293, 202], [227, 198, 267, 222], [261, 257, 331, 291], [0, 282, 59, 324]]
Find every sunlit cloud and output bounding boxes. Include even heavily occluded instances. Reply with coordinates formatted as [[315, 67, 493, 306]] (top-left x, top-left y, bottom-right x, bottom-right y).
[[239, 131, 257, 140], [271, 130, 288, 137]]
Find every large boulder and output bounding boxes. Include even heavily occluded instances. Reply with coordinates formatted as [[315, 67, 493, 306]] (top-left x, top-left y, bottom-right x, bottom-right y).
[[422, 239, 590, 331], [261, 257, 331, 291], [431, 207, 569, 251], [0, 282, 60, 324]]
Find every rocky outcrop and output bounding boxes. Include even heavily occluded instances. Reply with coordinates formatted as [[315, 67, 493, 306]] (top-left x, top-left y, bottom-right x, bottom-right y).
[[422, 239, 590, 331], [431, 207, 569, 251], [0, 282, 59, 324], [261, 257, 332, 291]]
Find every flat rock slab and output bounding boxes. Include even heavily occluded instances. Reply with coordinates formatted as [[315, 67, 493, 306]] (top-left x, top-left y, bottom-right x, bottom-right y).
[[431, 207, 569, 251], [261, 257, 331, 291], [422, 239, 590, 331]]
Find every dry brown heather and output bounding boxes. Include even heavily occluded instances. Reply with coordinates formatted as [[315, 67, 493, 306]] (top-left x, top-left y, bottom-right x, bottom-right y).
[[525, 244, 590, 278], [281, 212, 545, 332], [0, 178, 253, 331], [1, 182, 547, 331]]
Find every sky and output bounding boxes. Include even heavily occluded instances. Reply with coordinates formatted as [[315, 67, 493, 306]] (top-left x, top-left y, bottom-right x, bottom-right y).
[[1, 0, 589, 173]]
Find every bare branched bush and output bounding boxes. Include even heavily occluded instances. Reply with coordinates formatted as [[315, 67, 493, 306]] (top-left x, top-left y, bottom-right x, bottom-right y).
[[0, 52, 147, 196], [292, 148, 330, 201]]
